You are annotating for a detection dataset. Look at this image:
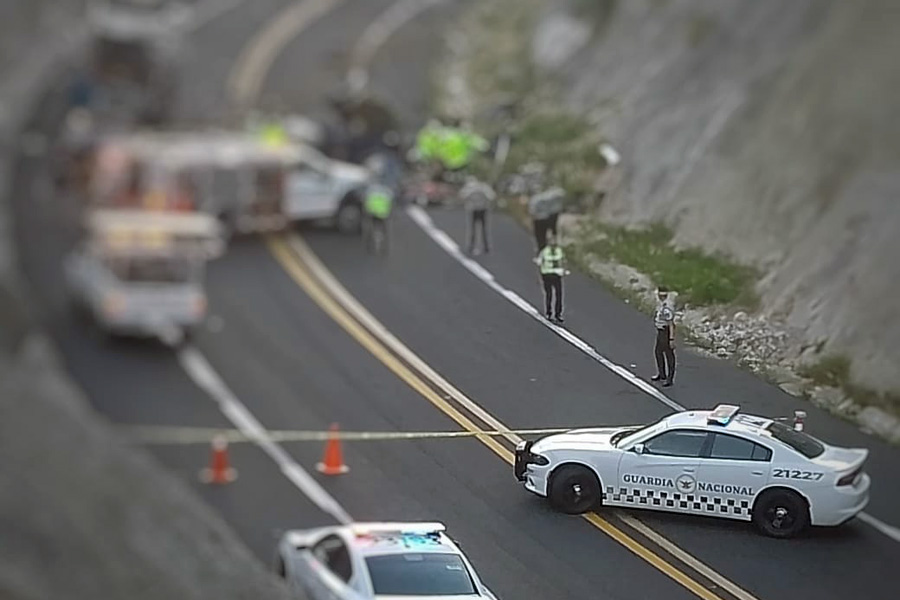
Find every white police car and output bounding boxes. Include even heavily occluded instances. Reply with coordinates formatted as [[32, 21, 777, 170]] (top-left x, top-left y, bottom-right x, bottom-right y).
[[514, 405, 870, 538], [275, 522, 499, 599]]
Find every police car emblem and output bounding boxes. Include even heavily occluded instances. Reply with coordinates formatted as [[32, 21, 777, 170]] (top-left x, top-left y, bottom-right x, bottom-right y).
[[676, 474, 696, 493]]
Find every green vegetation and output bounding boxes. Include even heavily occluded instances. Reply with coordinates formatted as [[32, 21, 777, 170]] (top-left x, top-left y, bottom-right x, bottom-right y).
[[574, 221, 759, 307], [466, 0, 539, 101]]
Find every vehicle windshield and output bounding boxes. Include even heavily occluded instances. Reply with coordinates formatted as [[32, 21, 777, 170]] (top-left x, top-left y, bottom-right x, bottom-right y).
[[109, 256, 194, 283], [765, 421, 825, 458], [611, 425, 652, 448], [365, 552, 477, 596]]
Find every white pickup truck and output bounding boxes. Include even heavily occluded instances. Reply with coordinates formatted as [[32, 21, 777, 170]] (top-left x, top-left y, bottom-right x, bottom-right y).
[[65, 209, 223, 344]]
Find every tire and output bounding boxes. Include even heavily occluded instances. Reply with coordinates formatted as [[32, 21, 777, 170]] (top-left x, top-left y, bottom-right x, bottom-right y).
[[335, 198, 363, 235], [752, 489, 810, 538], [548, 464, 602, 515]]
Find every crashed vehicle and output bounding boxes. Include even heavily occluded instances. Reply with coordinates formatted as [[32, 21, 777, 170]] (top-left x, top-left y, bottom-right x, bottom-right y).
[[86, 130, 373, 235]]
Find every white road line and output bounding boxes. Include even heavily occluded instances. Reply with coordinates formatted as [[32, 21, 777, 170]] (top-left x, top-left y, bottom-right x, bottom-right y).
[[228, 0, 344, 107], [858, 512, 900, 544], [178, 346, 353, 524], [407, 204, 900, 542], [347, 0, 445, 92], [287, 233, 766, 599], [408, 204, 684, 413]]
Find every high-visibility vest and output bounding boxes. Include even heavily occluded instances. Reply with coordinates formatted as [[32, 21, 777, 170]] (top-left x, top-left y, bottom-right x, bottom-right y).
[[415, 124, 443, 161], [539, 246, 565, 275], [364, 187, 393, 219]]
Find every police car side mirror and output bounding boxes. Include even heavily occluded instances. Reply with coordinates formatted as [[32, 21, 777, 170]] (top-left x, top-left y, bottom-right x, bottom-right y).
[[631, 443, 646, 455]]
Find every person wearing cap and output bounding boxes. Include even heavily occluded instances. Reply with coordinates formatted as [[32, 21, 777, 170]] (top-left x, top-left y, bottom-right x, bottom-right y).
[[460, 177, 496, 255], [652, 286, 677, 387], [529, 186, 564, 249]]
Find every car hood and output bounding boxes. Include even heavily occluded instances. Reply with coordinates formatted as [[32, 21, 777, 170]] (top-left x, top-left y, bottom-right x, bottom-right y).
[[532, 426, 632, 453]]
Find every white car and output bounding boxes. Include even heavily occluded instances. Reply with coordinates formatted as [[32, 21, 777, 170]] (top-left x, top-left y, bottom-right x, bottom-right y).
[[514, 405, 870, 538], [275, 522, 498, 600]]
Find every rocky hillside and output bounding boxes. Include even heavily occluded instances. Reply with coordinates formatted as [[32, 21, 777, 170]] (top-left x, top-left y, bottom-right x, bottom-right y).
[[440, 0, 900, 421]]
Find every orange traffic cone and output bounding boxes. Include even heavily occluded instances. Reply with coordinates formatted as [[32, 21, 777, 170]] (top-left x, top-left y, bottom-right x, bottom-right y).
[[316, 423, 349, 475], [200, 435, 238, 484]]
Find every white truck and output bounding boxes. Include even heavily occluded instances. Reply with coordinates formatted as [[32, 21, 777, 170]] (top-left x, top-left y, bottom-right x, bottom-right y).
[[65, 209, 224, 344], [87, 131, 373, 236]]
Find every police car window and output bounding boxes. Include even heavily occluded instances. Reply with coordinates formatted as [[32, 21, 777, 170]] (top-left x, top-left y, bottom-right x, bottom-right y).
[[766, 422, 825, 458], [708, 433, 771, 462], [365, 553, 476, 596], [644, 430, 708, 457], [311, 535, 352, 583]]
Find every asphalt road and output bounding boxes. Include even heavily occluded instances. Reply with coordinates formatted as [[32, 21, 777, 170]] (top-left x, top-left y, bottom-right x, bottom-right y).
[[9, 1, 900, 600]]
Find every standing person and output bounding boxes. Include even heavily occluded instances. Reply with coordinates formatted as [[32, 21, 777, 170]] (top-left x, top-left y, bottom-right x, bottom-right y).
[[528, 186, 564, 249], [652, 286, 677, 387], [363, 182, 394, 253], [535, 232, 567, 323], [460, 177, 496, 255]]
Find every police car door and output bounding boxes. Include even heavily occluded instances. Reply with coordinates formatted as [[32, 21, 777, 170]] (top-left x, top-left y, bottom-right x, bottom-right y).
[[615, 429, 708, 512], [694, 432, 772, 521]]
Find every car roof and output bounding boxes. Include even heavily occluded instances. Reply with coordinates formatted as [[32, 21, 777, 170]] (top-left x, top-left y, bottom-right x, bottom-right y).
[[97, 131, 316, 169], [341, 523, 463, 558], [662, 407, 775, 438]]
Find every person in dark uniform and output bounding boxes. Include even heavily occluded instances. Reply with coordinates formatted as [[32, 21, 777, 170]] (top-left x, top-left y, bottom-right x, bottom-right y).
[[528, 186, 564, 249], [652, 286, 676, 387]]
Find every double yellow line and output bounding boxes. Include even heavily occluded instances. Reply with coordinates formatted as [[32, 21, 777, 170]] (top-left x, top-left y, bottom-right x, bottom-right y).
[[267, 234, 756, 600]]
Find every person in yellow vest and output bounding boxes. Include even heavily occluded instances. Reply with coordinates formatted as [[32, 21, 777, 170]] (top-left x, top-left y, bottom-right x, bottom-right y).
[[363, 182, 394, 251], [534, 232, 569, 323], [437, 122, 488, 172]]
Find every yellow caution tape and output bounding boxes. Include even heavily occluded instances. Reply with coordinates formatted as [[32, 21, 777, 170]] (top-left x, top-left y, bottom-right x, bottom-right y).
[[121, 426, 576, 445]]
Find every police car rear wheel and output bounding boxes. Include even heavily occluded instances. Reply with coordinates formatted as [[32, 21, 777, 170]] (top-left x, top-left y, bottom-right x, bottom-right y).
[[752, 489, 809, 538], [549, 465, 601, 515]]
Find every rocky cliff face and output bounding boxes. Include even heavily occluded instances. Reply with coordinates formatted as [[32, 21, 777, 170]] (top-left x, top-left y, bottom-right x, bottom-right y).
[[533, 0, 900, 396]]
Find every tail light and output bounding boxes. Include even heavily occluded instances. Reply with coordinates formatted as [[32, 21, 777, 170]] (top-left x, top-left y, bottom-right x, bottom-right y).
[[837, 468, 862, 487]]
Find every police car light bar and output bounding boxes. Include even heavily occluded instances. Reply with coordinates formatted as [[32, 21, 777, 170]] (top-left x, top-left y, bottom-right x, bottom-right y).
[[708, 404, 741, 426], [351, 522, 446, 537]]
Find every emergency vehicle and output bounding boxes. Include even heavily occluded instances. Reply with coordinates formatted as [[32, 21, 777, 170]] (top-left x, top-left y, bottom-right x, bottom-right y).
[[64, 209, 223, 344], [275, 522, 499, 600], [86, 0, 188, 123], [86, 131, 372, 235], [515, 405, 870, 538]]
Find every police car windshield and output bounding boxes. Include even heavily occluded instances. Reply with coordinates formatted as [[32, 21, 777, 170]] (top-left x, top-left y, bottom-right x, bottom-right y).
[[766, 422, 825, 458], [611, 426, 651, 447], [365, 553, 476, 596]]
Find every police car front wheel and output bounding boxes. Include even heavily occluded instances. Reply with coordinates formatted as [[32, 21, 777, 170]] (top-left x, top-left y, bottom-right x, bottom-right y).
[[548, 465, 602, 515], [752, 489, 810, 538]]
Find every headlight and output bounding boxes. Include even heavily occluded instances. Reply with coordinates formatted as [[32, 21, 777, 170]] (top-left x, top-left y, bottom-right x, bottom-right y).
[[531, 454, 550, 466]]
